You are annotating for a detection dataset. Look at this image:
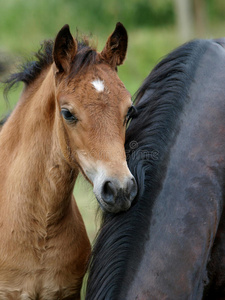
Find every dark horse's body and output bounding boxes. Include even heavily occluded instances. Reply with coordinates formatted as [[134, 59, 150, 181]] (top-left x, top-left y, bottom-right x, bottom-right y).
[[86, 39, 225, 299]]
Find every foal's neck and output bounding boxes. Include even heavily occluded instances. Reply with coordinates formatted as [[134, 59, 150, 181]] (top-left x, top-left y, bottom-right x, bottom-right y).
[[0, 67, 78, 224]]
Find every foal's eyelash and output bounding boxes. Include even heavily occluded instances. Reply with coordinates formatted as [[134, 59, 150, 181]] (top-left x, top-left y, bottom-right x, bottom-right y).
[[124, 105, 138, 126], [61, 108, 78, 123]]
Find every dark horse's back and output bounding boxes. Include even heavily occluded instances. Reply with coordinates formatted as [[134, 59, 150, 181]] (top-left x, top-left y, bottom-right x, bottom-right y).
[[86, 39, 225, 300]]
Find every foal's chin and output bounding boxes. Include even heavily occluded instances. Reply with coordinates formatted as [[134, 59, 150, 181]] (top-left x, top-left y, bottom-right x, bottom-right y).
[[96, 195, 133, 214]]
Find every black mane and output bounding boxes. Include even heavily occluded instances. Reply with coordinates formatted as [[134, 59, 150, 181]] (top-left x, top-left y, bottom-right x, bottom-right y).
[[3, 36, 97, 98], [3, 40, 54, 96], [86, 39, 211, 299]]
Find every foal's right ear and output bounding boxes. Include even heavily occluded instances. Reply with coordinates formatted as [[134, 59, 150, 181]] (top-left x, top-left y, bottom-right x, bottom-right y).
[[53, 24, 77, 74], [101, 22, 128, 69]]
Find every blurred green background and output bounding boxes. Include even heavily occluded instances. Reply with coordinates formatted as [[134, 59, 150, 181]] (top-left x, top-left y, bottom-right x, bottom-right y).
[[1, 0, 225, 244]]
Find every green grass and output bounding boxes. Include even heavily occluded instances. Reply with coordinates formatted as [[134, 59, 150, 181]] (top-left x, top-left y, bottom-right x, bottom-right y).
[[74, 175, 100, 242]]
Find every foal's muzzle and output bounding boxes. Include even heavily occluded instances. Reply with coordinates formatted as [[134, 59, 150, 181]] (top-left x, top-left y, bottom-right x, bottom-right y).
[[99, 176, 137, 213]]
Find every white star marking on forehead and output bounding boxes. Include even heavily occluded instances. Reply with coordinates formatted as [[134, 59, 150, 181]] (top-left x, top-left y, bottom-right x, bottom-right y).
[[91, 79, 105, 92]]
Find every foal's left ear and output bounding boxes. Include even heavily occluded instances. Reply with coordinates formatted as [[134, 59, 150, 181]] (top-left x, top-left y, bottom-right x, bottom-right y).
[[53, 24, 77, 74], [101, 22, 128, 69]]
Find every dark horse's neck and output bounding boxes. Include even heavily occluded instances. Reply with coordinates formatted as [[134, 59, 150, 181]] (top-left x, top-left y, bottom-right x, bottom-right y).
[[86, 39, 225, 299]]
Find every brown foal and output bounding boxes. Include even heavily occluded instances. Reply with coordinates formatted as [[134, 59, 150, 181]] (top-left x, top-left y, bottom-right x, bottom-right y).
[[0, 23, 137, 299]]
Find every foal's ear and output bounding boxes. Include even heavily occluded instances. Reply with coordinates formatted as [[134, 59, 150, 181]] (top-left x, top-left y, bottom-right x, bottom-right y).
[[101, 22, 128, 69], [53, 24, 77, 74]]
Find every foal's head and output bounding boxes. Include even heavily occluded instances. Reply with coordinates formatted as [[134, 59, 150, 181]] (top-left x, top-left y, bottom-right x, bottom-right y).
[[53, 23, 137, 213]]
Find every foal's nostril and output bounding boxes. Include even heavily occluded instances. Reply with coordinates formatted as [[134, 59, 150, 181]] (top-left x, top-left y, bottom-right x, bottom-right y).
[[99, 177, 138, 212], [101, 180, 117, 205], [126, 177, 138, 201]]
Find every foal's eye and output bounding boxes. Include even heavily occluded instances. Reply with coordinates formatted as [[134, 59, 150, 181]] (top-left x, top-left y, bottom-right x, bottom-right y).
[[124, 105, 138, 126], [61, 108, 78, 123]]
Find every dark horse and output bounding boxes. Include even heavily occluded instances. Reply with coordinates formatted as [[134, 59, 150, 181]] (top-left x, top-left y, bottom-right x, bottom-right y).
[[86, 38, 225, 299]]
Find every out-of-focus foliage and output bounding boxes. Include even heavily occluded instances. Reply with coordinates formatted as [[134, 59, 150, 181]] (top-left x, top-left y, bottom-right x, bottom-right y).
[[67, 0, 175, 28], [0, 0, 175, 47], [207, 0, 225, 21], [1, 0, 225, 53]]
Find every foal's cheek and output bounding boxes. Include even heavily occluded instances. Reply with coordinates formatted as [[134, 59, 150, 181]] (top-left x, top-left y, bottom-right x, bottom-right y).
[[65, 129, 92, 169]]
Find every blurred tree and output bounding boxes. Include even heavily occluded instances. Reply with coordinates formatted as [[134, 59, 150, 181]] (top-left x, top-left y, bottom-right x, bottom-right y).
[[174, 0, 208, 41], [174, 0, 193, 41], [193, 0, 207, 36]]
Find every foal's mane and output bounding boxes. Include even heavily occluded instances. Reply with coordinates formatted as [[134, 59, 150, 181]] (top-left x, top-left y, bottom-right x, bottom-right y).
[[86, 39, 211, 299], [3, 36, 97, 97]]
